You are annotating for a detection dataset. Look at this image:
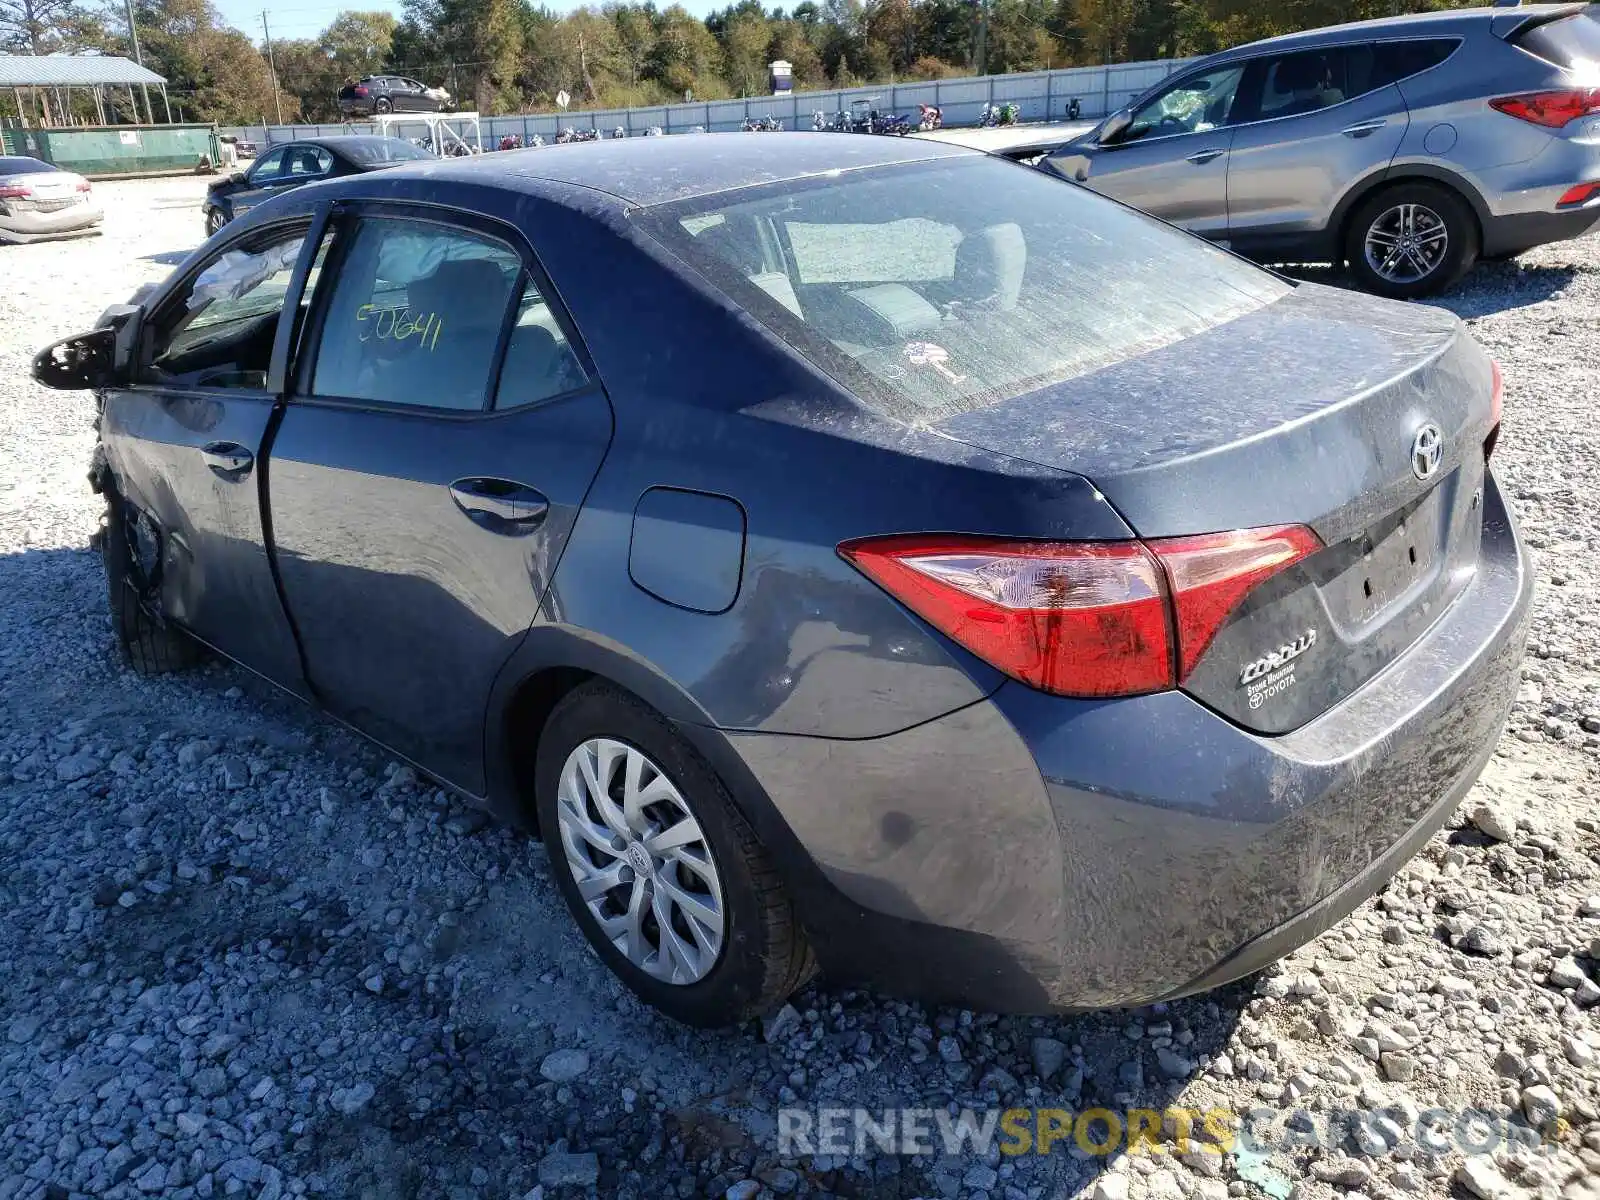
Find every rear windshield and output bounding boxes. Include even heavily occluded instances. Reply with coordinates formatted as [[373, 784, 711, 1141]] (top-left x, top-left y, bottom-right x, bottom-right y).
[[0, 156, 58, 176], [1512, 11, 1600, 73], [637, 156, 1288, 420], [340, 138, 435, 165]]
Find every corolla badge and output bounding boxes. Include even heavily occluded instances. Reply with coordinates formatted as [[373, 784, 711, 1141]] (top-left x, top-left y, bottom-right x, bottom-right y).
[[1239, 630, 1318, 687]]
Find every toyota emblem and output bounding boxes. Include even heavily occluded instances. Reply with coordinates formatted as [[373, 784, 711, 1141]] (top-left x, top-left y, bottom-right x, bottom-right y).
[[1411, 423, 1443, 481]]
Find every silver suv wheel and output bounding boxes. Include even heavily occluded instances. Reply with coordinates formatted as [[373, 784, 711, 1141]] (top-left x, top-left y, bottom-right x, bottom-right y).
[[1363, 203, 1449, 284], [555, 737, 726, 984]]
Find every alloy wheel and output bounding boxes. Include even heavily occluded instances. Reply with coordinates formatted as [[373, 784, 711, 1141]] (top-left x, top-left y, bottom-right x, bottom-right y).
[[555, 737, 726, 985], [205, 210, 225, 236], [1363, 203, 1448, 285]]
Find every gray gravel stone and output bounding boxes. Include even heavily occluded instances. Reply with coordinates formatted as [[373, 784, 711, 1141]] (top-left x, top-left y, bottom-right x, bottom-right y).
[[537, 1151, 599, 1189], [538, 1048, 590, 1083]]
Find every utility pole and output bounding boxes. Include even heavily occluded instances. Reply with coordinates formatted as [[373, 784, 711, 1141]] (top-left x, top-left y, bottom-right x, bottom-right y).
[[972, 0, 988, 77], [121, 0, 153, 123], [262, 11, 285, 125]]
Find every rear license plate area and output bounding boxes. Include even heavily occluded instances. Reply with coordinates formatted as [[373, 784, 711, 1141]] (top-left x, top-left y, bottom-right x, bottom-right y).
[[1327, 487, 1442, 626]]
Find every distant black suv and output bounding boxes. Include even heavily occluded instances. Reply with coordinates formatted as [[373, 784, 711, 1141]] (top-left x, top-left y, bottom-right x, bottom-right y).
[[338, 75, 453, 116]]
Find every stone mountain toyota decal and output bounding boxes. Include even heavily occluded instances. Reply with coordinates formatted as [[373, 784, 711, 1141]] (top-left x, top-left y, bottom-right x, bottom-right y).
[[1239, 629, 1318, 709]]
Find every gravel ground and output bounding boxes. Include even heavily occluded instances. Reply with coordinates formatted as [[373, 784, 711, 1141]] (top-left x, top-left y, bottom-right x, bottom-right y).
[[2, 177, 1599, 1200]]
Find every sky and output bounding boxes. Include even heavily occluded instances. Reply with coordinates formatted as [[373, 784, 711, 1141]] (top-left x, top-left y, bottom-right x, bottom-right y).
[[215, 0, 726, 42]]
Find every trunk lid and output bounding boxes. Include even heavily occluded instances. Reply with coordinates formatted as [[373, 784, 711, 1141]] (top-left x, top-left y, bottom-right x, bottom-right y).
[[934, 283, 1499, 732]]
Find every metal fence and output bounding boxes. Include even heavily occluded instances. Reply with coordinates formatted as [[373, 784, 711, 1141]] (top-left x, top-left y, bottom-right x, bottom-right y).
[[220, 57, 1192, 149]]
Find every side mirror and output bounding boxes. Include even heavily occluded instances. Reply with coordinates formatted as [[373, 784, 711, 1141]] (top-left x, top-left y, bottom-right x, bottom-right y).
[[1099, 110, 1132, 145], [33, 328, 120, 391]]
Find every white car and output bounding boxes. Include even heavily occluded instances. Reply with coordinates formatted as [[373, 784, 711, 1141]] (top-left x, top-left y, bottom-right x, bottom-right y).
[[0, 156, 102, 244], [910, 121, 1097, 164]]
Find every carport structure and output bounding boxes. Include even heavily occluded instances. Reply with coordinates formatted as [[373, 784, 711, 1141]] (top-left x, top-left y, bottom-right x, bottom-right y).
[[0, 55, 168, 127]]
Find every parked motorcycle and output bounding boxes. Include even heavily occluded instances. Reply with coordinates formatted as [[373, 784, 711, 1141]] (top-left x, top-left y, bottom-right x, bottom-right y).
[[498, 133, 522, 151], [741, 116, 781, 132], [871, 111, 912, 135], [1067, 97, 1082, 120], [644, 125, 664, 137], [611, 126, 627, 138], [979, 102, 1020, 127], [917, 104, 942, 131]]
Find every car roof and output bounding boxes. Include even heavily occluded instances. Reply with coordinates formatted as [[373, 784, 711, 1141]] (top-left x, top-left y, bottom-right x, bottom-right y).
[[285, 135, 413, 151], [0, 155, 59, 172], [389, 132, 975, 208], [1210, 2, 1581, 57]]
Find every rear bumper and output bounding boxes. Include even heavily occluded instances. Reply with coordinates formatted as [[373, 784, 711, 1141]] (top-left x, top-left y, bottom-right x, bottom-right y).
[[1481, 203, 1600, 257], [728, 469, 1532, 1011], [0, 202, 102, 242]]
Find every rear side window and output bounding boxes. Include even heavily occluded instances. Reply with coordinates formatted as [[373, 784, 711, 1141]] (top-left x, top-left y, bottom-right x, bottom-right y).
[[1371, 39, 1461, 87], [495, 278, 588, 408], [1250, 46, 1381, 121], [0, 156, 57, 175], [640, 156, 1288, 420], [1511, 11, 1600, 69], [309, 218, 520, 411]]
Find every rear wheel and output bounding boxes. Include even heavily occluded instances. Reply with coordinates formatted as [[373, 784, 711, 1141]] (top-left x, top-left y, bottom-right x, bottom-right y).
[[535, 682, 815, 1027], [374, 97, 393, 115], [101, 492, 200, 675], [1345, 182, 1478, 300]]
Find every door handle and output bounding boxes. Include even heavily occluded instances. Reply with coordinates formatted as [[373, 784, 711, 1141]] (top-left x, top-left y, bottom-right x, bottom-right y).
[[1185, 147, 1226, 164], [1341, 119, 1388, 138], [448, 477, 549, 533], [200, 441, 253, 475]]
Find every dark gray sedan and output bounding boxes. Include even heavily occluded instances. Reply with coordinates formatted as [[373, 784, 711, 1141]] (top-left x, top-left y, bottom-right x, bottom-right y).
[[33, 135, 1530, 1027], [201, 135, 434, 237]]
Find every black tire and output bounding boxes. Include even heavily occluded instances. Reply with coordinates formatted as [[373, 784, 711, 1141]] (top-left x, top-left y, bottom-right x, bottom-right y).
[[535, 681, 815, 1027], [204, 208, 226, 237], [101, 492, 200, 675], [374, 97, 393, 115], [1344, 181, 1478, 300]]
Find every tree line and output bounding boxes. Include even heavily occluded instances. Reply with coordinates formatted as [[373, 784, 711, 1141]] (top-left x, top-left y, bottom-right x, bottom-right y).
[[3, 0, 1472, 126]]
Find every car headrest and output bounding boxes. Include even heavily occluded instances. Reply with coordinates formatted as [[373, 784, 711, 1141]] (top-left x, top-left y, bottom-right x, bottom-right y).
[[955, 223, 1027, 312], [694, 218, 764, 275], [1275, 54, 1324, 93], [407, 259, 513, 331]]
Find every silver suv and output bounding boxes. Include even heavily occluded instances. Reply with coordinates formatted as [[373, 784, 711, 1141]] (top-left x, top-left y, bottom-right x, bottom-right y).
[[1044, 3, 1600, 297]]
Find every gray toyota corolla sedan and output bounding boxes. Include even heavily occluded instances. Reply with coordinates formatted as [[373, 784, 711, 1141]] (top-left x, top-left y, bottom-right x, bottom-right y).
[[33, 135, 1531, 1027]]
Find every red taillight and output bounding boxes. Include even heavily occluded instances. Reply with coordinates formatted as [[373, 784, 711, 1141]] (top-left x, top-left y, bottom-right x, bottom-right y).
[[1146, 525, 1324, 680], [1558, 181, 1600, 207], [76, 180, 91, 193], [1489, 88, 1600, 128], [354, 85, 369, 97], [0, 184, 29, 199], [839, 524, 1322, 698], [1486, 360, 1503, 460]]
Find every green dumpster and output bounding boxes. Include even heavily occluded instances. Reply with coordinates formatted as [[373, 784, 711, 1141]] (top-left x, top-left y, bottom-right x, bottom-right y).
[[21, 124, 221, 178]]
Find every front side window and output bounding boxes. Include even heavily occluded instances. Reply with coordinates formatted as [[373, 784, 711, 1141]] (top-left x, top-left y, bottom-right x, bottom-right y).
[[248, 147, 287, 183], [309, 218, 521, 411], [1123, 64, 1245, 142], [1251, 46, 1379, 122], [146, 226, 312, 389], [641, 156, 1288, 421]]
